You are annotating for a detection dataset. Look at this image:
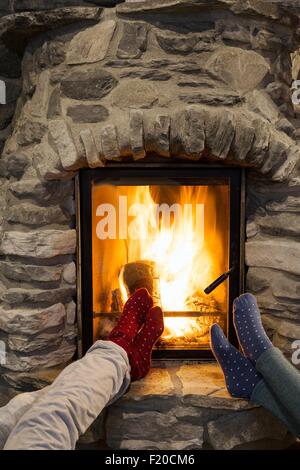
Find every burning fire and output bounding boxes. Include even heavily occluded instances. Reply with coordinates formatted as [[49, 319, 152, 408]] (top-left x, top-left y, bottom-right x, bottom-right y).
[[92, 182, 229, 346], [116, 186, 228, 345]]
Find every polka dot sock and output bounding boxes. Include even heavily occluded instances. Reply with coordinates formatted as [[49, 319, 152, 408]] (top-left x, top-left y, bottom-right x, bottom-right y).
[[129, 306, 164, 382], [210, 324, 262, 399], [109, 288, 153, 356], [233, 293, 272, 364]]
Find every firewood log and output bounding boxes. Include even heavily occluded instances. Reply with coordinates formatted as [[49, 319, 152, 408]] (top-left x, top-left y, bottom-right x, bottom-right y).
[[111, 288, 124, 312], [121, 260, 161, 306]]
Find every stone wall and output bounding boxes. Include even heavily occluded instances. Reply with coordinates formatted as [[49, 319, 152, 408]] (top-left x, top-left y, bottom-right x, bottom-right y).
[[0, 0, 300, 395], [0, 1, 124, 150], [99, 362, 294, 450]]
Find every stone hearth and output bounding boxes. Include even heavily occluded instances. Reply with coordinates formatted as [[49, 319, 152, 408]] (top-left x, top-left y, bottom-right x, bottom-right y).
[[0, 0, 300, 450], [78, 362, 295, 450]]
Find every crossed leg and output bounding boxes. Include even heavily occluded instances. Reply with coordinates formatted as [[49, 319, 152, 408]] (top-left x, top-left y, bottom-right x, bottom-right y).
[[1, 288, 164, 450], [210, 293, 300, 438]]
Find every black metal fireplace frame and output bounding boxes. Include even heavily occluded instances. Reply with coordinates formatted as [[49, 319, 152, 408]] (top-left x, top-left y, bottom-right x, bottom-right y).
[[77, 163, 245, 359]]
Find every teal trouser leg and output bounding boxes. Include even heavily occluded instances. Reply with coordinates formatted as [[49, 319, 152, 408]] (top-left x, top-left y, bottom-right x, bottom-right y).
[[251, 347, 300, 437]]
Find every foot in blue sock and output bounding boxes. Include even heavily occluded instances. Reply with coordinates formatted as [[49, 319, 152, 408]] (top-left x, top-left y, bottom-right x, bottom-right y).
[[233, 293, 272, 363], [210, 324, 262, 399]]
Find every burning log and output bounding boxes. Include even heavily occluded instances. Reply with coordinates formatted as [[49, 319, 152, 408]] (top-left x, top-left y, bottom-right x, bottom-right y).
[[121, 260, 161, 306], [111, 288, 124, 312]]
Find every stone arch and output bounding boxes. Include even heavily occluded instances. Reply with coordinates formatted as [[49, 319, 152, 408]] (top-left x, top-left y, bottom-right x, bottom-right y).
[[23, 104, 300, 187]]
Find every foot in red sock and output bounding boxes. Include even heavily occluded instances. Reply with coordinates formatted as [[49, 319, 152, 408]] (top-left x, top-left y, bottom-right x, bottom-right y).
[[109, 288, 153, 355], [129, 306, 164, 381]]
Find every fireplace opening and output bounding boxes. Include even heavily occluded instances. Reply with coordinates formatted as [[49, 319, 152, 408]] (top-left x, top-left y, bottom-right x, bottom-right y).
[[78, 165, 244, 359]]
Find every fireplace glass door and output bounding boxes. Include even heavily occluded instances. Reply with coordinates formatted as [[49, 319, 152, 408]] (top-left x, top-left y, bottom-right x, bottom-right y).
[[79, 166, 243, 358]]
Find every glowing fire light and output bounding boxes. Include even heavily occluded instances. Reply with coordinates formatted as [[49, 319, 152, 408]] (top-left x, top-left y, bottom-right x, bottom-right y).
[[92, 181, 229, 346], [117, 185, 228, 343]]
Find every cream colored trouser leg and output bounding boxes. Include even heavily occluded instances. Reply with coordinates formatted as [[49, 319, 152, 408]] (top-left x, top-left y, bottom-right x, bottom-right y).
[[1, 341, 130, 450], [0, 387, 46, 450]]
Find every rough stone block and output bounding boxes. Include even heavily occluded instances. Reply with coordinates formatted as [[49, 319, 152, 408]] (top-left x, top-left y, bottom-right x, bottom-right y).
[[144, 113, 170, 157], [66, 300, 76, 325], [7, 202, 68, 226], [33, 140, 70, 181], [156, 30, 216, 55], [32, 145, 60, 181], [277, 320, 300, 341], [8, 329, 64, 353], [207, 408, 288, 450], [38, 40, 65, 68], [266, 196, 300, 213], [247, 119, 270, 166], [207, 47, 269, 93], [4, 152, 28, 179], [0, 303, 65, 335], [246, 267, 270, 294], [129, 109, 145, 160], [8, 179, 74, 204], [61, 67, 117, 100], [260, 137, 289, 176], [67, 105, 108, 124], [0, 260, 63, 283], [106, 408, 204, 450], [100, 124, 120, 161], [112, 80, 158, 109], [80, 128, 104, 168], [246, 238, 300, 275], [67, 20, 116, 64], [0, 8, 103, 44], [1, 287, 75, 306], [29, 69, 50, 118], [48, 119, 80, 170], [179, 89, 243, 106], [17, 120, 47, 146], [215, 19, 250, 44], [247, 90, 280, 124], [0, 229, 76, 258], [232, 114, 255, 162], [3, 339, 76, 372], [62, 262, 76, 285], [117, 22, 148, 59], [206, 109, 235, 159], [120, 68, 171, 81], [2, 366, 63, 391], [170, 107, 205, 159], [271, 146, 300, 182], [47, 86, 62, 119], [255, 212, 300, 238]]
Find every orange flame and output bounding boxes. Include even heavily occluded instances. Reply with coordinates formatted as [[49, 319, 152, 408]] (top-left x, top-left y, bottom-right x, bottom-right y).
[[92, 183, 229, 346]]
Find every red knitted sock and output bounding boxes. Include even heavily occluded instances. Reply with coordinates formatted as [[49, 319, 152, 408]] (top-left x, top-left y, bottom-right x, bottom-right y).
[[109, 288, 153, 355], [129, 306, 164, 381]]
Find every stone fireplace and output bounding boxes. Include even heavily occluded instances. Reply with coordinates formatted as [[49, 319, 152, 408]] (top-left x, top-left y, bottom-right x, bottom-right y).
[[79, 165, 243, 358], [1, 0, 300, 450]]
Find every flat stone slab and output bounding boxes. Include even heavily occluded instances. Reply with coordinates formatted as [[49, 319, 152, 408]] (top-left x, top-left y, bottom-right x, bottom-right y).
[[115, 361, 255, 412], [101, 361, 293, 450]]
